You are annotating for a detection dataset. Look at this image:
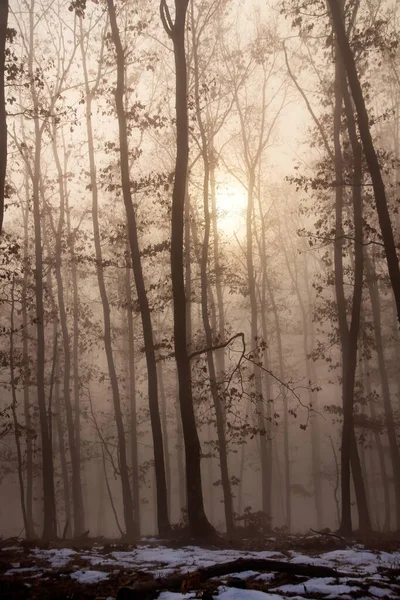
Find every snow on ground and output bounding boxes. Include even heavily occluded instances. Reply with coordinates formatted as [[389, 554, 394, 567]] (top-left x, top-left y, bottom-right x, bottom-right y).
[[2, 541, 400, 599], [70, 569, 111, 584]]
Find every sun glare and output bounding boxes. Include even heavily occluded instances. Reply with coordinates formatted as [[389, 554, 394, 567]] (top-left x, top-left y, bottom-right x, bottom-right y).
[[215, 183, 247, 233]]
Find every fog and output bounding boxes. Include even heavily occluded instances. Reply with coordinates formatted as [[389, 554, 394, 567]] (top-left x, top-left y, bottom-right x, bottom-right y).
[[0, 0, 399, 543]]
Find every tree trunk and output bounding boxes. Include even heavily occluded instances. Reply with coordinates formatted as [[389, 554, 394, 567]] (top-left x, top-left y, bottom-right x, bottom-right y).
[[65, 188, 83, 522], [157, 360, 171, 523], [365, 252, 400, 527], [54, 351, 71, 538], [265, 275, 291, 532], [363, 353, 390, 531], [125, 261, 141, 536], [10, 278, 30, 538], [161, 0, 215, 538], [21, 177, 35, 539], [303, 255, 324, 529], [106, 0, 170, 536]]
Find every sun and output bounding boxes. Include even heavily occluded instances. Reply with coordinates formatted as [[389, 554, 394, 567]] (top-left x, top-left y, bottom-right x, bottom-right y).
[[215, 183, 247, 233]]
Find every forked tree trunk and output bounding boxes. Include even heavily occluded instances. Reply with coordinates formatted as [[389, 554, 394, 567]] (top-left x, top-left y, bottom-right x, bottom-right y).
[[106, 0, 170, 536], [161, 0, 215, 538]]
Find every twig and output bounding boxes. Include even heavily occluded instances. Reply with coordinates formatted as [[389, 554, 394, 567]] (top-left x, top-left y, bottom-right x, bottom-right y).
[[310, 528, 346, 542], [188, 332, 245, 361]]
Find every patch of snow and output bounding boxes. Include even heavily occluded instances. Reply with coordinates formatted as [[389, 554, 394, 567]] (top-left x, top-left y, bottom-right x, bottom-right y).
[[33, 548, 77, 567], [273, 577, 355, 596], [158, 592, 195, 600], [1, 546, 22, 552], [369, 585, 397, 597], [217, 587, 284, 599], [70, 569, 109, 584], [4, 566, 42, 575], [222, 570, 261, 580], [254, 572, 276, 581]]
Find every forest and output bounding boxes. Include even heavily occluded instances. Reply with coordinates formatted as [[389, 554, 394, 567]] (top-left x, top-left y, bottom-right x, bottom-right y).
[[0, 0, 400, 596]]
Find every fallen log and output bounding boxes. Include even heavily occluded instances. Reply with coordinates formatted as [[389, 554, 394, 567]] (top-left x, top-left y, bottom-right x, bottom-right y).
[[116, 556, 347, 599]]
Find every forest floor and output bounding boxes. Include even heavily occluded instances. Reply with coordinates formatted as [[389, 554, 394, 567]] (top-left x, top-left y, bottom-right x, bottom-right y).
[[0, 533, 400, 599]]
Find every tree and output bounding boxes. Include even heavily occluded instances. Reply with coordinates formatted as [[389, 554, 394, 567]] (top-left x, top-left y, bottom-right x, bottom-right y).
[[160, 0, 216, 539], [106, 0, 171, 537], [327, 0, 400, 326]]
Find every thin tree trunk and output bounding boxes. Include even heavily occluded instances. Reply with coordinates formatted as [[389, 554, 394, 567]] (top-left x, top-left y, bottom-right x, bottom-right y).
[[29, 0, 57, 538], [175, 394, 186, 518], [246, 172, 270, 522], [65, 185, 82, 519], [79, 21, 135, 539], [157, 360, 171, 523], [21, 176, 35, 539], [210, 153, 226, 379], [106, 0, 170, 536], [125, 261, 141, 536], [54, 350, 71, 538], [10, 278, 30, 538], [266, 278, 291, 532], [50, 123, 85, 537], [303, 255, 324, 529], [191, 0, 234, 534]]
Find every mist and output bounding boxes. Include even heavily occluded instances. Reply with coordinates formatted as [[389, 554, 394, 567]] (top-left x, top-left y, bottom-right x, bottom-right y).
[[0, 0, 399, 554]]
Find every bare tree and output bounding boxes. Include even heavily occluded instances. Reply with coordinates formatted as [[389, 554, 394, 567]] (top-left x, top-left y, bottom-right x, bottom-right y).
[[160, 0, 216, 539]]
